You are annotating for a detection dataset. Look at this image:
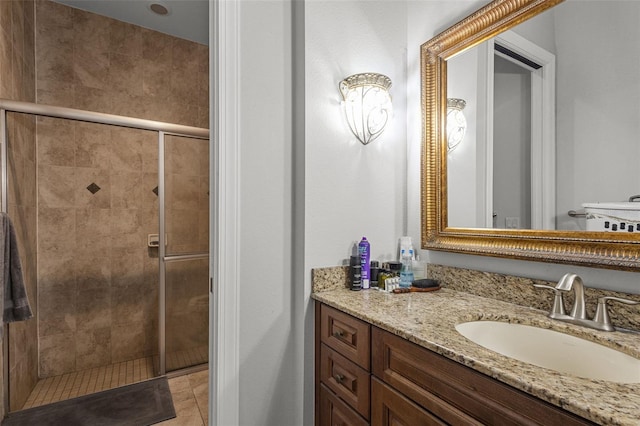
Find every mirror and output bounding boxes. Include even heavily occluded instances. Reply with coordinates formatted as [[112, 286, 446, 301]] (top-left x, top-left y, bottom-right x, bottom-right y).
[[421, 0, 640, 270]]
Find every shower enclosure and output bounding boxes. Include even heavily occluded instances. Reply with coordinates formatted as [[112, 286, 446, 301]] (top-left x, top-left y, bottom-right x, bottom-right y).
[[0, 99, 209, 412]]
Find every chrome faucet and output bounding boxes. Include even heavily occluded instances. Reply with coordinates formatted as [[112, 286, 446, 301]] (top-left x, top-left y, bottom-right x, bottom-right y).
[[555, 273, 587, 320], [534, 273, 639, 332]]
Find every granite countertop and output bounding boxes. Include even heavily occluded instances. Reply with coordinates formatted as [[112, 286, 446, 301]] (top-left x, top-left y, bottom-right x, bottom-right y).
[[312, 287, 640, 425]]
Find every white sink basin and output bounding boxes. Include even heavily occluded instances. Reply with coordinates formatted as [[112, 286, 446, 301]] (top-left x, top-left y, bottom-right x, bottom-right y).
[[455, 321, 640, 383]]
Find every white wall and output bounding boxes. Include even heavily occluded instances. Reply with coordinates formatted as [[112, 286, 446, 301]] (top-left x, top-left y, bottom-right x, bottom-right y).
[[511, 4, 557, 54], [554, 1, 640, 230], [232, 1, 302, 425], [305, 0, 408, 271], [493, 57, 531, 229], [447, 48, 479, 228], [304, 3, 407, 423], [226, 1, 409, 424]]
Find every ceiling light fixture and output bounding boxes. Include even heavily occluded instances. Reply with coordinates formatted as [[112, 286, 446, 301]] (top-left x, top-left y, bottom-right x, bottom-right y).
[[149, 3, 170, 16]]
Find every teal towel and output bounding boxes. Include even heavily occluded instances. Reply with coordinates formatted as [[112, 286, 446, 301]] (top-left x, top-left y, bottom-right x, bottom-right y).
[[1, 213, 32, 325]]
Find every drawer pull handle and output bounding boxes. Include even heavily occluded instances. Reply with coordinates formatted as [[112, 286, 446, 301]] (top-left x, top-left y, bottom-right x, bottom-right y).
[[334, 374, 344, 384], [333, 330, 345, 338]]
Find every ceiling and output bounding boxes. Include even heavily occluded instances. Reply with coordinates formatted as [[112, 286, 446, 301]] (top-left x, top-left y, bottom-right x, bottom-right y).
[[53, 0, 209, 45]]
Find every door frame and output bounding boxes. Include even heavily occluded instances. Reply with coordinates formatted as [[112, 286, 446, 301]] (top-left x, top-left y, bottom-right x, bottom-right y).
[[210, 0, 240, 424], [476, 30, 556, 230]]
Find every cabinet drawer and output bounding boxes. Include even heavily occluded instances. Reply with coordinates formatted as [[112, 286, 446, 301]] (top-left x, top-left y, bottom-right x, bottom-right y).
[[371, 377, 445, 426], [372, 327, 595, 426], [320, 383, 369, 426], [321, 344, 370, 420], [321, 304, 370, 370]]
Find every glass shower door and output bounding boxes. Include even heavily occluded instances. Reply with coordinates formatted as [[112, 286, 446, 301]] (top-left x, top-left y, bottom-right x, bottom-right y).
[[159, 133, 209, 374]]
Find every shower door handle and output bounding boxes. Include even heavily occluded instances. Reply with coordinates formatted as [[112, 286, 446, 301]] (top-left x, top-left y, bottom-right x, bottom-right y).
[[148, 234, 168, 247]]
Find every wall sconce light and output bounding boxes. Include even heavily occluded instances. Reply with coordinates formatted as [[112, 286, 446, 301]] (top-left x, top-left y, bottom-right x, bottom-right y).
[[446, 98, 467, 152], [339, 73, 392, 145]]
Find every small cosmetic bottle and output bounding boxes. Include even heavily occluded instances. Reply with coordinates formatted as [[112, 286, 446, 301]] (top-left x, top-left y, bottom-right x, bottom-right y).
[[349, 255, 362, 291], [370, 260, 380, 289], [378, 262, 390, 291]]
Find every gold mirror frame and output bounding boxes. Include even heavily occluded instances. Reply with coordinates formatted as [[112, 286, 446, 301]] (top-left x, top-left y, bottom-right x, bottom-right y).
[[421, 0, 640, 271]]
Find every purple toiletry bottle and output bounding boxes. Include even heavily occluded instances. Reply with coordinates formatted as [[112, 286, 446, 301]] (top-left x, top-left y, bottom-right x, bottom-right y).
[[358, 237, 371, 289]]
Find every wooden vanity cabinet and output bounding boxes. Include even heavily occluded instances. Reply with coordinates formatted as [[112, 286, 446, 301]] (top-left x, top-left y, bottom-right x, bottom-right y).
[[371, 327, 596, 426], [316, 303, 371, 426], [316, 302, 597, 426]]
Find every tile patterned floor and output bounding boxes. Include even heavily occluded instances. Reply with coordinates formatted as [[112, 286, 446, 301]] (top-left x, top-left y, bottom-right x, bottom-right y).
[[166, 345, 208, 372], [159, 369, 208, 425], [23, 356, 156, 409], [21, 357, 208, 425]]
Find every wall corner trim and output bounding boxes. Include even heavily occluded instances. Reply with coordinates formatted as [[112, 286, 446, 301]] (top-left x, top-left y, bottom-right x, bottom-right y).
[[210, 0, 240, 424]]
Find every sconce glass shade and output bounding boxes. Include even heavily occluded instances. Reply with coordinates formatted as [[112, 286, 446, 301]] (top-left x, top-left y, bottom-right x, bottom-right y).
[[446, 98, 467, 152], [339, 73, 392, 145]]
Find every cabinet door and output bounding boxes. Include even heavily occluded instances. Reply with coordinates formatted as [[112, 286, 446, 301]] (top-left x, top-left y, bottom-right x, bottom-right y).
[[371, 378, 446, 426], [320, 384, 369, 426]]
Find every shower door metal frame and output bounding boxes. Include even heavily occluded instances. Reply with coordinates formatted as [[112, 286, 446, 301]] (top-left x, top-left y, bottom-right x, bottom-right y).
[[0, 99, 209, 413]]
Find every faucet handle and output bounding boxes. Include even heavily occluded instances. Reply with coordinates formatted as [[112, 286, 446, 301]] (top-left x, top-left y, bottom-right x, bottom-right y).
[[593, 296, 639, 331], [533, 284, 566, 318]]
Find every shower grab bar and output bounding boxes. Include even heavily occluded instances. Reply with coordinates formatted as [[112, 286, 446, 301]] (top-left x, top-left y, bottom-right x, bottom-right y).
[[164, 252, 209, 262], [0, 99, 209, 139]]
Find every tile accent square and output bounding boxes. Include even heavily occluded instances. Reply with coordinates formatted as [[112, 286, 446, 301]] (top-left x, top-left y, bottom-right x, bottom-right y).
[[86, 182, 101, 194]]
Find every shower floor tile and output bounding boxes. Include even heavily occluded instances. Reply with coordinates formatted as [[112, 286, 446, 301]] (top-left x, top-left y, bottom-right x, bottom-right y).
[[19, 367, 209, 425], [21, 356, 156, 410], [166, 345, 208, 372], [20, 345, 208, 415]]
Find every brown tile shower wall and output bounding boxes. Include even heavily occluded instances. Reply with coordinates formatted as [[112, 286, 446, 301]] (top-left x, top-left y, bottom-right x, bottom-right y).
[[0, 0, 39, 412], [35, 0, 209, 128], [35, 0, 209, 377]]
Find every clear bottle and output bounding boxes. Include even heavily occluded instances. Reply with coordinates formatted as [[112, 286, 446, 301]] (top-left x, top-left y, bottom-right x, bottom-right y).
[[412, 256, 425, 279], [399, 248, 414, 288]]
